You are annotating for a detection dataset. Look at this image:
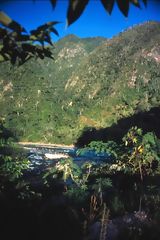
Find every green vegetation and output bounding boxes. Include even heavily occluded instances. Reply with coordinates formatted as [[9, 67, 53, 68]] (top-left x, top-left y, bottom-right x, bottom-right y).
[[0, 120, 29, 194], [37, 127, 160, 239], [0, 123, 160, 239], [1, 8, 160, 239], [41, 126, 160, 213], [0, 21, 160, 144], [120, 127, 160, 179]]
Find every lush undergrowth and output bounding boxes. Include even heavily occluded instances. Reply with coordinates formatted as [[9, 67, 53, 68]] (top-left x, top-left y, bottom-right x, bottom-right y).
[[1, 124, 160, 239]]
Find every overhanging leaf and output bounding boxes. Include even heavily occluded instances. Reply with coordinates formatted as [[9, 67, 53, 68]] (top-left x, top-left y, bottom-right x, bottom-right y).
[[8, 20, 26, 33], [116, 0, 130, 17], [0, 11, 12, 26], [47, 21, 60, 26], [0, 28, 7, 39], [50, 27, 59, 36], [50, 0, 57, 9], [34, 21, 59, 32], [16, 34, 30, 42], [0, 11, 26, 33], [130, 0, 141, 8], [142, 0, 147, 6], [67, 0, 89, 26], [101, 0, 115, 15]]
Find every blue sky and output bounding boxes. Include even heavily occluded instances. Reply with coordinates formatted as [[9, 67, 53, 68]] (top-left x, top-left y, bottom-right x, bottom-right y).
[[0, 0, 160, 41]]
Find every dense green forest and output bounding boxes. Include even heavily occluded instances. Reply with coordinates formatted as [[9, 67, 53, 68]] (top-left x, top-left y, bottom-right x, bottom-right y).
[[0, 21, 160, 144]]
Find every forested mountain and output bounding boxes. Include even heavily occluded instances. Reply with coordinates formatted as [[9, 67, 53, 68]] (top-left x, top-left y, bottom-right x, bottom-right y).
[[0, 21, 160, 144]]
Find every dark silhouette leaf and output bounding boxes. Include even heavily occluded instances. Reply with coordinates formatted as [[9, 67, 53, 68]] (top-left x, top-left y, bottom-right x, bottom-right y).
[[67, 0, 89, 26], [116, 0, 129, 17], [44, 33, 53, 45], [42, 47, 54, 59], [22, 43, 36, 54], [29, 21, 59, 46], [47, 21, 60, 26], [0, 28, 7, 39], [130, 0, 141, 8], [8, 20, 26, 33], [101, 0, 115, 15], [30, 21, 59, 40], [30, 29, 38, 36], [0, 11, 26, 33], [50, 0, 57, 9], [0, 10, 56, 64], [142, 0, 147, 6], [16, 34, 30, 42], [36, 21, 59, 32], [50, 27, 59, 36], [0, 11, 12, 26]]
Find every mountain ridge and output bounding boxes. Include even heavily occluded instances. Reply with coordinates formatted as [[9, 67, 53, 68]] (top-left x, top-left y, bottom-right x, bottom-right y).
[[0, 21, 160, 144]]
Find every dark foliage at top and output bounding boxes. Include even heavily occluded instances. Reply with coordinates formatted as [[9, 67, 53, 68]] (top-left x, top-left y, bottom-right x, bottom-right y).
[[0, 0, 150, 64], [0, 11, 59, 64], [50, 0, 148, 26]]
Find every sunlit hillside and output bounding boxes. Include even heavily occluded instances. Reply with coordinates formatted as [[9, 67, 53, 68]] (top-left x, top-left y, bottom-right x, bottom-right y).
[[0, 21, 160, 144]]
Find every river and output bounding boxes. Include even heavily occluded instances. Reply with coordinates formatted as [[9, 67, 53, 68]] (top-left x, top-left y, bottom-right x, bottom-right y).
[[21, 143, 108, 174]]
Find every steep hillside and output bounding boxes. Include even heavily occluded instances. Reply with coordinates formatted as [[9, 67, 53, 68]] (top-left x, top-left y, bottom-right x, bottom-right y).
[[0, 22, 160, 144], [0, 35, 106, 143], [65, 22, 160, 130]]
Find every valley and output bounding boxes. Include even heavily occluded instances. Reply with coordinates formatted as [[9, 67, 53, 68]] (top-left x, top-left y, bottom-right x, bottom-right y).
[[0, 21, 160, 145]]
